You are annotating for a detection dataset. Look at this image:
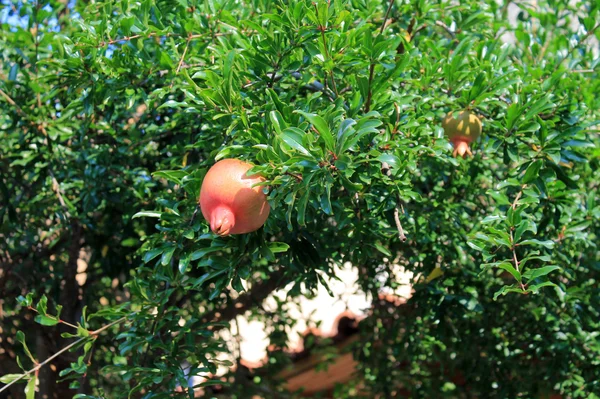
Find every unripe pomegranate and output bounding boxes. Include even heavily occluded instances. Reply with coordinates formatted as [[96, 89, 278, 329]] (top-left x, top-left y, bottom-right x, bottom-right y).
[[199, 159, 270, 236], [442, 110, 482, 157]]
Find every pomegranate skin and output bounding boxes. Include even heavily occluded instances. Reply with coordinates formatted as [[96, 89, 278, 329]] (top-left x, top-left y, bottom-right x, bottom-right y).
[[442, 110, 482, 158], [199, 159, 270, 236]]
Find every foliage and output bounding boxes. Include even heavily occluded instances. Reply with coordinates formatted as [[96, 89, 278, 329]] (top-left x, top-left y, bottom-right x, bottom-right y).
[[1, 0, 599, 398]]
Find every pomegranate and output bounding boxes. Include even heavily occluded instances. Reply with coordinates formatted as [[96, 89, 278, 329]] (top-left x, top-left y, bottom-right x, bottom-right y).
[[442, 110, 482, 157], [199, 159, 270, 236]]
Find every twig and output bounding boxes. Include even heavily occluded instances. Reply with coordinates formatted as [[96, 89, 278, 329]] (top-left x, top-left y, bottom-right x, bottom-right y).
[[510, 231, 520, 273], [435, 20, 456, 38], [380, 0, 394, 35], [509, 229, 526, 291], [509, 190, 526, 290], [189, 205, 200, 226], [27, 306, 78, 330], [0, 88, 27, 117], [397, 17, 416, 56], [364, 63, 376, 112], [284, 171, 303, 181], [411, 23, 428, 37], [176, 36, 192, 75], [511, 190, 522, 210], [393, 205, 407, 242], [49, 169, 71, 218], [0, 317, 127, 393]]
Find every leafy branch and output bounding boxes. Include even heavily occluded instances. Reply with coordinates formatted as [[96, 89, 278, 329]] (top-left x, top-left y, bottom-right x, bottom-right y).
[[0, 316, 128, 394]]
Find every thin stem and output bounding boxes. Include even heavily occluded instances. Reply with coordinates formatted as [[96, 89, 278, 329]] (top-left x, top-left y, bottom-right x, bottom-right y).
[[393, 205, 407, 242], [396, 17, 416, 56], [0, 317, 127, 393], [27, 306, 78, 330], [435, 20, 456, 38], [364, 63, 375, 112], [176, 36, 192, 75], [90, 316, 127, 335], [380, 0, 394, 35], [511, 191, 522, 210], [509, 190, 526, 290], [0, 88, 27, 116], [49, 170, 71, 218], [510, 231, 520, 272], [509, 230, 526, 291]]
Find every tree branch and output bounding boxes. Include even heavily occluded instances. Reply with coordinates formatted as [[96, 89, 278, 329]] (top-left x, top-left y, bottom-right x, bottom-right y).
[[393, 205, 407, 242], [201, 269, 288, 330], [0, 317, 127, 394]]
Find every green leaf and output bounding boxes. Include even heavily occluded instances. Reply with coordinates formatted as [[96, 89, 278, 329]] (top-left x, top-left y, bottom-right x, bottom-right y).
[[498, 262, 522, 282], [296, 189, 310, 226], [269, 110, 288, 134], [77, 324, 90, 338], [519, 239, 555, 248], [527, 281, 557, 294], [191, 269, 227, 289], [493, 285, 508, 301], [231, 276, 245, 293], [493, 284, 524, 300], [320, 182, 333, 215], [25, 375, 36, 399], [35, 315, 60, 326], [522, 160, 542, 183], [121, 237, 139, 247], [268, 242, 290, 253], [152, 170, 188, 185], [179, 255, 191, 274], [466, 240, 485, 252], [36, 295, 48, 316], [481, 215, 503, 224], [372, 243, 392, 257], [295, 111, 334, 152], [190, 246, 222, 260], [522, 265, 560, 281], [0, 374, 26, 384], [16, 331, 36, 363], [161, 246, 176, 266], [376, 153, 399, 169], [143, 248, 164, 263], [132, 211, 162, 219], [17, 293, 34, 307], [280, 127, 312, 156]]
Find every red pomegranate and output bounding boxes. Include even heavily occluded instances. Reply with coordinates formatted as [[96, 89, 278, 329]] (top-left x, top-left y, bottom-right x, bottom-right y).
[[199, 159, 270, 236], [442, 110, 482, 157]]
